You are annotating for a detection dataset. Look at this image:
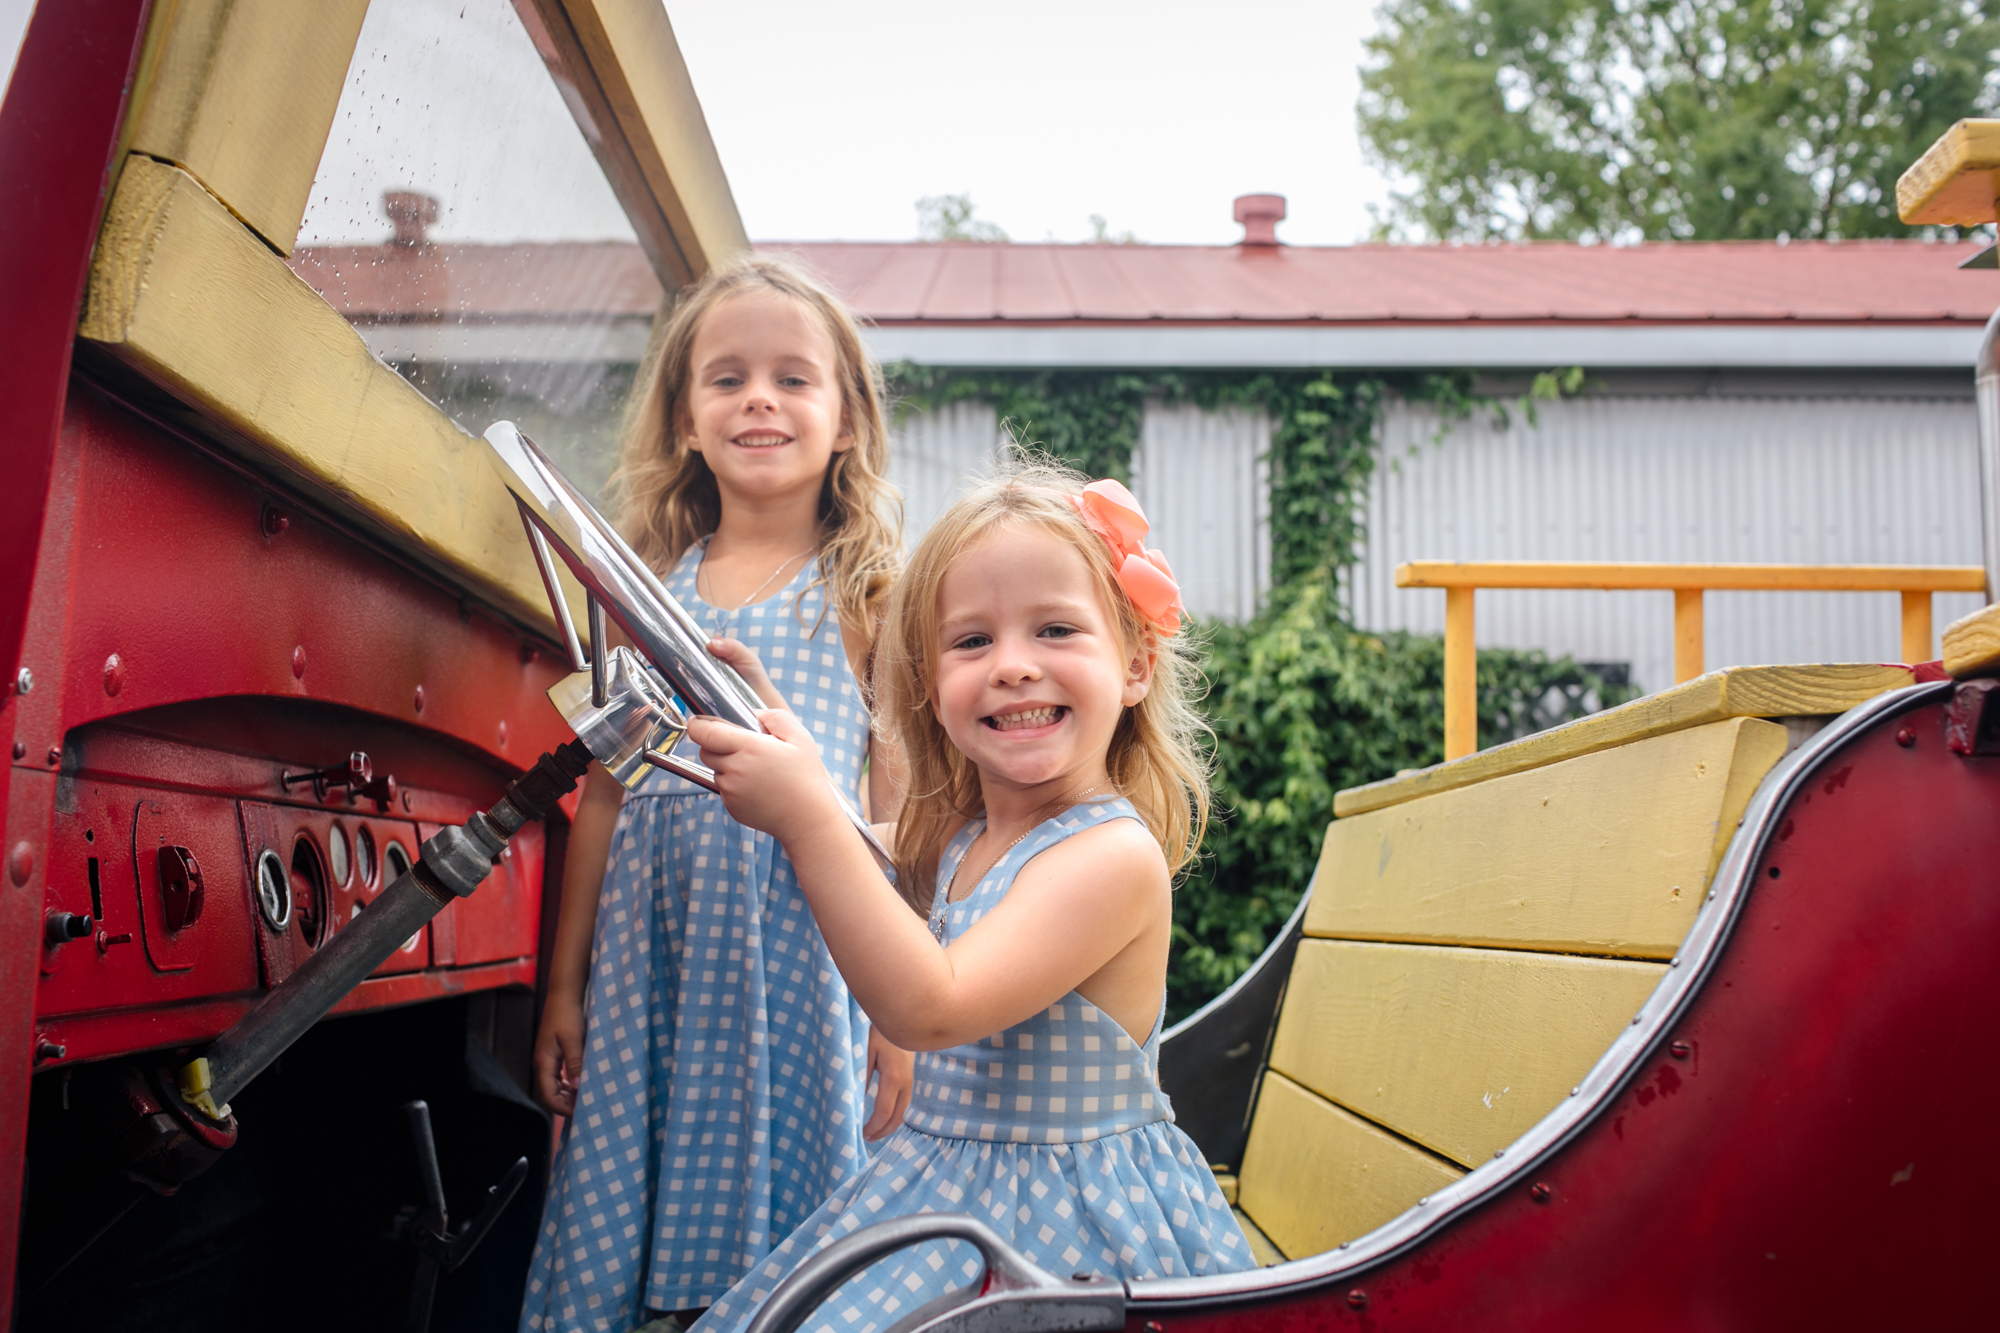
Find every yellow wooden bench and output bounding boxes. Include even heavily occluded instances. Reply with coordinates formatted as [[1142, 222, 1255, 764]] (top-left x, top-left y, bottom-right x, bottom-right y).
[[1226, 662, 1914, 1262]]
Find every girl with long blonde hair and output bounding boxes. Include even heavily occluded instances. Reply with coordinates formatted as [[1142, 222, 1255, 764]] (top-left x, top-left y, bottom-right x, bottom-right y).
[[522, 255, 912, 1333], [684, 457, 1254, 1332]]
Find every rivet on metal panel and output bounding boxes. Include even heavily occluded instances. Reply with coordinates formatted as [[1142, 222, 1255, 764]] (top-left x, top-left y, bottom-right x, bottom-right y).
[[414, 684, 426, 713], [1530, 1182, 1553, 1204], [1570, 1087, 1579, 1096], [1493, 1148, 1505, 1158], [14, 666, 30, 695], [498, 718, 509, 747], [102, 652, 125, 697], [292, 645, 307, 679], [1346, 1290, 1368, 1310], [1670, 956, 1680, 968], [261, 504, 289, 537], [46, 746, 59, 766], [1144, 1322, 1165, 1332], [1418, 1196, 1429, 1205], [9, 842, 33, 886], [401, 789, 414, 812], [94, 928, 132, 953], [35, 1039, 65, 1062], [1895, 727, 1916, 747], [1669, 1041, 1692, 1060], [11, 742, 24, 760]]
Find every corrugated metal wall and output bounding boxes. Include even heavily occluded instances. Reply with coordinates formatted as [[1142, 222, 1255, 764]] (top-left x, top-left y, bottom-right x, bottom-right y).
[[890, 392, 1984, 694], [1133, 404, 1271, 624], [887, 400, 1273, 623], [889, 400, 1002, 539], [1351, 395, 1986, 693]]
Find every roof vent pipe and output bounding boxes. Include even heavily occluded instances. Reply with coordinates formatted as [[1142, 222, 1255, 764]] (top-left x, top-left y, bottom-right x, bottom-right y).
[[385, 190, 440, 247], [1233, 194, 1286, 248]]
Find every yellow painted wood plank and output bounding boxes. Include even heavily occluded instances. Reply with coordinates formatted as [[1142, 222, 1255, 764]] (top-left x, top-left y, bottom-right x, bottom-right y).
[[1211, 1171, 1239, 1206], [1311, 718, 1787, 957], [531, 0, 748, 285], [1231, 1208, 1284, 1267], [1395, 560, 1985, 593], [1334, 664, 1911, 819], [1944, 603, 2000, 680], [78, 155, 567, 637], [1897, 119, 2000, 226], [1269, 941, 1664, 1169], [1237, 1072, 1463, 1261], [120, 0, 370, 254]]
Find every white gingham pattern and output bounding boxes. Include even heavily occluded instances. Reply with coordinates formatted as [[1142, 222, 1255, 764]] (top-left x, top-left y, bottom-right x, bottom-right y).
[[520, 548, 874, 1331], [693, 801, 1253, 1333]]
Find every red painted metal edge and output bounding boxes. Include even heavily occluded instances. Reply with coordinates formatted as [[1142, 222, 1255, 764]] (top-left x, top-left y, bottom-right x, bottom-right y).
[[1136, 691, 1999, 1330], [0, 0, 152, 1310], [32, 958, 537, 1069]]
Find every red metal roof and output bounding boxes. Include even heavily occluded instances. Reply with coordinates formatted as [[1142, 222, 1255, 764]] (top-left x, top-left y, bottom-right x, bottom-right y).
[[289, 237, 1994, 327], [288, 241, 661, 321], [764, 239, 1996, 326]]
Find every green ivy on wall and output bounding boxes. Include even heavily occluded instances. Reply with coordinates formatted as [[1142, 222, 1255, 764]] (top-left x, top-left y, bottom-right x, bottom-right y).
[[887, 364, 1618, 1020], [889, 366, 1485, 584]]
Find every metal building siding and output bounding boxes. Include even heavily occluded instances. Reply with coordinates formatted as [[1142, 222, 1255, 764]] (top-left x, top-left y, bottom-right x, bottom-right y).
[[889, 399, 1002, 542], [888, 401, 1272, 622], [1350, 395, 1986, 693], [1132, 404, 1271, 623]]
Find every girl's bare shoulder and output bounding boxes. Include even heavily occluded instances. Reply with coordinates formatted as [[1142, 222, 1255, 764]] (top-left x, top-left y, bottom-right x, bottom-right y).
[[1021, 816, 1168, 898]]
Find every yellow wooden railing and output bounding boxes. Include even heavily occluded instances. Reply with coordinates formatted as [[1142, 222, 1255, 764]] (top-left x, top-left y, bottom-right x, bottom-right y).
[[1396, 562, 1989, 761]]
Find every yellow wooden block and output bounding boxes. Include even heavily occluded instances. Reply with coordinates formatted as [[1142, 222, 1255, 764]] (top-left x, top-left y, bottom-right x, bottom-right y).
[[120, 0, 370, 254], [1334, 664, 1910, 819], [1211, 1170, 1239, 1206], [1269, 940, 1664, 1169], [1897, 119, 2000, 226], [1238, 1072, 1462, 1261], [1231, 1208, 1285, 1267], [1944, 603, 2000, 680], [79, 156, 572, 637], [1310, 718, 1787, 957]]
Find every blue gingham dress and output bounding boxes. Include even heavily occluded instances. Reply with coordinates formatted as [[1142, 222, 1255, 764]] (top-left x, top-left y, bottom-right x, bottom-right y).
[[694, 799, 1252, 1333], [521, 545, 876, 1331]]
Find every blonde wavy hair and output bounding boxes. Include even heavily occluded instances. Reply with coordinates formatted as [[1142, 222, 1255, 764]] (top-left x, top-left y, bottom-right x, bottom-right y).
[[880, 456, 1211, 910], [611, 255, 902, 643]]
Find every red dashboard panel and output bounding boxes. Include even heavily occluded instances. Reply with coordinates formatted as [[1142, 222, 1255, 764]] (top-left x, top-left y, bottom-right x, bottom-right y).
[[17, 382, 574, 1070]]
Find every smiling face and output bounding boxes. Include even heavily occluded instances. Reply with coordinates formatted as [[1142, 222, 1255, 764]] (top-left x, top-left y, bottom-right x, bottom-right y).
[[683, 289, 852, 506], [931, 522, 1154, 805]]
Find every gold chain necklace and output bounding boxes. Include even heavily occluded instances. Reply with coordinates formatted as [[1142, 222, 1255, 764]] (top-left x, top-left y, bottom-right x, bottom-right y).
[[929, 784, 1112, 942]]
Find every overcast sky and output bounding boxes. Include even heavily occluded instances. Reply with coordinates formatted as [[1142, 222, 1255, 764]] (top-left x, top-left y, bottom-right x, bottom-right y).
[[3, 0, 1398, 250], [671, 0, 1398, 246]]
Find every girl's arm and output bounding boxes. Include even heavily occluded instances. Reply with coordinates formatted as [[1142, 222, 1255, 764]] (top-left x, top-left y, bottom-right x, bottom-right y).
[[531, 763, 626, 1116], [685, 710, 1166, 1051]]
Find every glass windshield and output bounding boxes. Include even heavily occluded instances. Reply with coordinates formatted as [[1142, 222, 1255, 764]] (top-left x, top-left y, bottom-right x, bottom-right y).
[[289, 0, 663, 502]]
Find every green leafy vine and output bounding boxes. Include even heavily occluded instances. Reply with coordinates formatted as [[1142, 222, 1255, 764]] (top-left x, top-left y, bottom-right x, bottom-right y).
[[886, 364, 1624, 1019]]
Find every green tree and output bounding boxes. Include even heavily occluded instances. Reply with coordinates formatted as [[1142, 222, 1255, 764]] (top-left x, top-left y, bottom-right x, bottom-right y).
[[915, 193, 1009, 242], [1360, 0, 2000, 242]]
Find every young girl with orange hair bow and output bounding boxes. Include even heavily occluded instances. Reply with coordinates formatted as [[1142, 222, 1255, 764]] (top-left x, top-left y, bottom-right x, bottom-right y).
[[684, 458, 1254, 1332]]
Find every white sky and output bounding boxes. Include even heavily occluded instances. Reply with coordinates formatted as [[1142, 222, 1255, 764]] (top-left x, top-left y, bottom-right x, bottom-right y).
[[671, 0, 1398, 245], [289, 0, 1398, 249]]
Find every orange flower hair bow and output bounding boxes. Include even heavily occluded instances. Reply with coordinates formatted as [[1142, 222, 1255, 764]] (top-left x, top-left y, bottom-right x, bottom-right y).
[[1065, 479, 1185, 637]]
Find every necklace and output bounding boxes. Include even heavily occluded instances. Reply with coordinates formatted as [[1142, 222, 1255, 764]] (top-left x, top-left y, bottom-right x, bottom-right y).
[[928, 783, 1112, 942], [696, 543, 816, 617]]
